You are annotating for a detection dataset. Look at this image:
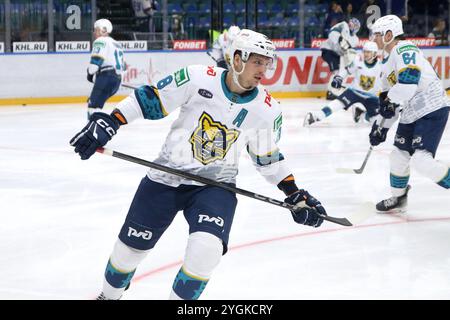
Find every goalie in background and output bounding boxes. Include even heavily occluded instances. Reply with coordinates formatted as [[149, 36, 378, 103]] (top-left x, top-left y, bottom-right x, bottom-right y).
[[304, 41, 382, 126], [86, 19, 124, 119], [207, 25, 241, 69], [320, 17, 360, 100]]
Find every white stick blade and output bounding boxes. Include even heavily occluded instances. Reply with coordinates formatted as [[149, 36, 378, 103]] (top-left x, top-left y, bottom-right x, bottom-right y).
[[347, 202, 376, 225]]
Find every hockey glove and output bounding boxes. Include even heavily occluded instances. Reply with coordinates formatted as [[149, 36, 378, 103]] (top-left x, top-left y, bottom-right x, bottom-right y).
[[70, 113, 120, 160], [87, 68, 95, 83], [285, 190, 327, 228], [331, 75, 344, 89], [339, 36, 350, 51], [379, 96, 399, 119], [369, 121, 389, 146]]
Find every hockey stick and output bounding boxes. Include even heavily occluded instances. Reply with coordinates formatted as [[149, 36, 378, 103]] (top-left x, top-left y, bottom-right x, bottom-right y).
[[121, 83, 139, 90], [96, 147, 353, 227], [336, 118, 386, 174], [206, 50, 219, 63]]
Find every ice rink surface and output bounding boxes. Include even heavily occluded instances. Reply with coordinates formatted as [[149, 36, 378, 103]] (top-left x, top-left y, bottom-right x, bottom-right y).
[[0, 98, 449, 300]]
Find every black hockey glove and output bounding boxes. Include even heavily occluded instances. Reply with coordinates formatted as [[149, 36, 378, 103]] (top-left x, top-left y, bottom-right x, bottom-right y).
[[285, 190, 327, 228], [379, 95, 399, 119], [331, 75, 344, 89], [70, 113, 120, 160], [369, 121, 389, 146]]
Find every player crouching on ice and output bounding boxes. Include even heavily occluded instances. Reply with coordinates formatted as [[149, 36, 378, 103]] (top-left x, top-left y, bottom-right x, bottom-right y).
[[368, 15, 450, 213], [304, 41, 382, 126], [69, 29, 328, 300]]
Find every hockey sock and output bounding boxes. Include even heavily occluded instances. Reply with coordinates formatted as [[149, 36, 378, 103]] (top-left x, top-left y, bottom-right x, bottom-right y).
[[319, 106, 332, 119], [437, 168, 450, 189], [104, 259, 135, 289], [411, 150, 449, 189], [171, 266, 209, 300], [390, 173, 410, 190]]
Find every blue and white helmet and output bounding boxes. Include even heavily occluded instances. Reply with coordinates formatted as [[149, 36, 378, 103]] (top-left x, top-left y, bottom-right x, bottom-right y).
[[348, 17, 361, 35]]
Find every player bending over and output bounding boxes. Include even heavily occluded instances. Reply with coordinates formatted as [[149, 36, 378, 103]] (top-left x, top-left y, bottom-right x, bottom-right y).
[[70, 29, 327, 300], [320, 18, 360, 100]]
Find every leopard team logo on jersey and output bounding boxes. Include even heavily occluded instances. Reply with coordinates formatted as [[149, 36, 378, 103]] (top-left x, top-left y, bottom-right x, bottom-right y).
[[359, 75, 375, 91], [387, 71, 397, 86], [190, 112, 240, 165]]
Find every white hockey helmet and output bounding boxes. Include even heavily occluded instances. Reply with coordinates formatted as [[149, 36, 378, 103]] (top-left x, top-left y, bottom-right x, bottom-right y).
[[362, 41, 378, 63], [94, 18, 113, 34], [229, 29, 276, 66], [363, 41, 378, 52], [371, 15, 403, 38]]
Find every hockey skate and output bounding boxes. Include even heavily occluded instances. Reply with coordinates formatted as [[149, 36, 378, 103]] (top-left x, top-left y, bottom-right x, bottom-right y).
[[303, 112, 319, 126], [353, 105, 365, 123], [326, 90, 338, 100], [376, 185, 411, 213]]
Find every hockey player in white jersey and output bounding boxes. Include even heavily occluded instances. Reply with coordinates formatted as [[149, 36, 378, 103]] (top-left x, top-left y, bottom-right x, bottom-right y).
[[69, 29, 328, 300], [86, 19, 124, 118], [321, 18, 360, 100], [304, 41, 382, 126], [207, 25, 240, 69], [368, 15, 450, 212]]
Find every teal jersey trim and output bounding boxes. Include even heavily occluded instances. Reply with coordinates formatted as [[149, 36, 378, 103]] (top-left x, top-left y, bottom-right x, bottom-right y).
[[221, 71, 259, 104], [90, 56, 104, 66], [247, 146, 285, 166], [134, 86, 167, 120]]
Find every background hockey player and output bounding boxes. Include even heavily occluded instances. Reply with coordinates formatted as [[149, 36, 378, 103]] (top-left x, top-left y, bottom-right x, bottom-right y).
[[320, 18, 361, 100], [304, 41, 382, 126], [86, 19, 124, 118], [69, 29, 328, 300], [368, 15, 450, 213], [207, 25, 240, 69]]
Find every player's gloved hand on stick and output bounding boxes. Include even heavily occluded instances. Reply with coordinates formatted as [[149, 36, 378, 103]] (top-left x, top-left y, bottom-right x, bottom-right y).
[[379, 96, 399, 119], [339, 36, 350, 50], [70, 113, 120, 160], [369, 121, 389, 146], [87, 69, 95, 83], [285, 189, 327, 227], [331, 75, 344, 89]]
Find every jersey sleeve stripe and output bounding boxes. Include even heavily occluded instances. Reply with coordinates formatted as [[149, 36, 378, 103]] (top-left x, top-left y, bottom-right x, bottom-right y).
[[134, 85, 168, 120]]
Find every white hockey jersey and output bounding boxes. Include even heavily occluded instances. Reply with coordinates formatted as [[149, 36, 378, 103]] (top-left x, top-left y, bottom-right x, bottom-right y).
[[347, 54, 382, 95], [89, 36, 124, 75], [115, 65, 290, 187], [321, 21, 359, 56], [380, 40, 449, 124]]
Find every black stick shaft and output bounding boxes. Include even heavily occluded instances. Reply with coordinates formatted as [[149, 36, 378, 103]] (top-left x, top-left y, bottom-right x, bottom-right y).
[[96, 148, 352, 227]]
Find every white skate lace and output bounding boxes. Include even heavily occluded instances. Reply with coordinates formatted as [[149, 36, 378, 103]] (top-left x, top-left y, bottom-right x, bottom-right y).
[[383, 197, 398, 207]]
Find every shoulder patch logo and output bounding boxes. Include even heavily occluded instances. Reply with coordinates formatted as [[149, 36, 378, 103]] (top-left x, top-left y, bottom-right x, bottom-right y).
[[198, 89, 213, 99], [387, 71, 397, 86], [174, 67, 190, 87], [190, 112, 240, 165]]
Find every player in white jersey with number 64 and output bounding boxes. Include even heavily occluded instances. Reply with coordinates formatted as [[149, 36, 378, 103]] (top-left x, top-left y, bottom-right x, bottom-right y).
[[369, 15, 450, 213], [69, 29, 328, 300]]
